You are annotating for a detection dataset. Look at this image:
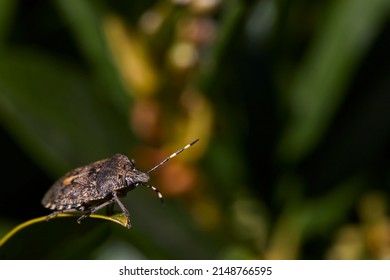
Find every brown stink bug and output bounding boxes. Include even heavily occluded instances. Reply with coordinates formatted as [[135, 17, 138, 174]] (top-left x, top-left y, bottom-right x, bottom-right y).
[[41, 139, 199, 228]]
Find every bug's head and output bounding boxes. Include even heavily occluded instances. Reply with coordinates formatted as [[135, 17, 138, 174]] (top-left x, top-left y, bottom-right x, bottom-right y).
[[125, 159, 150, 186], [125, 159, 163, 203]]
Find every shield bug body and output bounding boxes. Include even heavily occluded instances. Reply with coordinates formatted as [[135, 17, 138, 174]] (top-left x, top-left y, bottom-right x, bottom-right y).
[[42, 139, 199, 228]]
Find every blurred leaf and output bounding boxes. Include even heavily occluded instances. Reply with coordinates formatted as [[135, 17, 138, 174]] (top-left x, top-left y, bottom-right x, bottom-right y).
[[0, 49, 132, 175], [55, 0, 129, 113], [120, 190, 220, 259], [0, 0, 16, 43], [104, 15, 160, 98], [302, 179, 365, 237], [278, 0, 390, 162], [197, 0, 247, 92], [268, 177, 365, 259]]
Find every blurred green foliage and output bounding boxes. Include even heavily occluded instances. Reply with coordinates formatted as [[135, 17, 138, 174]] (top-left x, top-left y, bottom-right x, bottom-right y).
[[0, 0, 390, 259]]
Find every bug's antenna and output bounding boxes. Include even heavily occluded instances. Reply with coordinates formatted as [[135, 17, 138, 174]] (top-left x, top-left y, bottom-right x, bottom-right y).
[[145, 185, 165, 204], [146, 139, 199, 174]]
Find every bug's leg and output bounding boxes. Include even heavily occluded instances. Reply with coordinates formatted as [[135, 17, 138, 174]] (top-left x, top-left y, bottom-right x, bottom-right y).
[[46, 212, 59, 221], [77, 197, 116, 224], [76, 214, 89, 224], [112, 191, 131, 228], [46, 211, 59, 221]]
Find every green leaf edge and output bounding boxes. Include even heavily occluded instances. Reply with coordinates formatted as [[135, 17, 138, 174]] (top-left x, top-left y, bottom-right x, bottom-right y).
[[0, 213, 128, 247]]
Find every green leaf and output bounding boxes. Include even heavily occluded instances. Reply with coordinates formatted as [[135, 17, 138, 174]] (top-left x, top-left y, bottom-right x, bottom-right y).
[[0, 214, 130, 259], [278, 0, 390, 163], [0, 213, 129, 247]]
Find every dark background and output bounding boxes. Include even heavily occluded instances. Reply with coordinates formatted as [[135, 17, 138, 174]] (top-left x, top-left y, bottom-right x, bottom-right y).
[[0, 0, 390, 259]]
